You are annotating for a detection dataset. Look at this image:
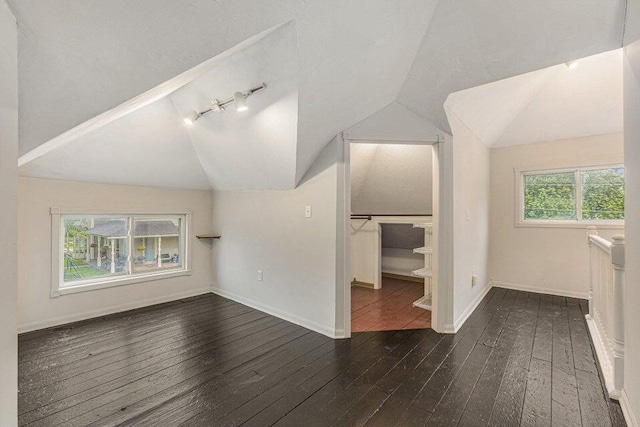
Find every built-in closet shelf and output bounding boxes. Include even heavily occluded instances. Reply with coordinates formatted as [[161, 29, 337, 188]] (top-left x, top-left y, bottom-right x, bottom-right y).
[[196, 234, 222, 239], [413, 222, 433, 229], [411, 267, 432, 278], [413, 246, 433, 254], [413, 295, 432, 310]]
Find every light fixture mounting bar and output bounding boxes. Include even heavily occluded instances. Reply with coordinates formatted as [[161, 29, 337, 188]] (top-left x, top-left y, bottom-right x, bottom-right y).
[[194, 83, 267, 118]]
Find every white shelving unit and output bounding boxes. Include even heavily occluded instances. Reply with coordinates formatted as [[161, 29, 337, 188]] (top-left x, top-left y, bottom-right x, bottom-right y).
[[411, 267, 432, 277], [413, 222, 433, 229], [413, 246, 432, 255], [412, 222, 433, 310]]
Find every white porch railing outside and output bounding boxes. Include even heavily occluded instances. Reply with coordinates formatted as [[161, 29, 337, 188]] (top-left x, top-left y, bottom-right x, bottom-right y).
[[586, 226, 625, 400]]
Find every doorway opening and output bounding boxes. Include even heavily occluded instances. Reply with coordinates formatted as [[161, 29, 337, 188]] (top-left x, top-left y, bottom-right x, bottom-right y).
[[347, 141, 437, 333]]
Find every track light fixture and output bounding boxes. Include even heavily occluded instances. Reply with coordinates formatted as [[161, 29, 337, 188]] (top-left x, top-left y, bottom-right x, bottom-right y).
[[183, 110, 200, 126], [183, 83, 266, 125]]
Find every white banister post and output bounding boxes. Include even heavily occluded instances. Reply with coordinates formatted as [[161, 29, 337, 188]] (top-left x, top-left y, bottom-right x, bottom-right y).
[[586, 226, 598, 316], [611, 234, 625, 396], [85, 235, 91, 262]]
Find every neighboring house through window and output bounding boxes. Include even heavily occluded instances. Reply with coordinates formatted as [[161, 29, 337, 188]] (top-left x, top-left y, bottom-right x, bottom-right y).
[[51, 210, 191, 296]]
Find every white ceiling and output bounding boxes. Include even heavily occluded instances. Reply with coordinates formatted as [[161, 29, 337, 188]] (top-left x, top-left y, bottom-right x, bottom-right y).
[[346, 102, 445, 142], [20, 23, 299, 190], [397, 0, 626, 133], [11, 0, 439, 189], [445, 49, 623, 148], [11, 0, 626, 190]]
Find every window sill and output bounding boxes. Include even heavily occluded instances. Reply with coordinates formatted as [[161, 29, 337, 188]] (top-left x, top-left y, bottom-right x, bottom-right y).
[[514, 221, 624, 230], [52, 269, 192, 297]]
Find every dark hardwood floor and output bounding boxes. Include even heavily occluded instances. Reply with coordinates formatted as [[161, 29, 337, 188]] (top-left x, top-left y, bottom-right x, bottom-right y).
[[18, 288, 626, 426]]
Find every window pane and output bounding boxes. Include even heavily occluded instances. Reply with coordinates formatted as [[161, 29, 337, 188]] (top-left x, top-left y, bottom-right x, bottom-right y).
[[132, 216, 183, 274], [63, 216, 129, 285], [524, 172, 576, 220], [582, 167, 625, 220]]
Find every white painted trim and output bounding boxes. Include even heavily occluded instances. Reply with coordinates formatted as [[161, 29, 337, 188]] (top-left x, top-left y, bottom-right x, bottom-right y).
[[345, 135, 441, 144], [212, 287, 341, 339], [621, 389, 639, 427], [491, 280, 589, 299], [585, 314, 619, 399], [18, 286, 212, 333], [514, 164, 625, 228], [51, 209, 192, 297], [514, 222, 624, 230], [450, 283, 493, 333], [337, 133, 351, 338], [55, 270, 193, 296]]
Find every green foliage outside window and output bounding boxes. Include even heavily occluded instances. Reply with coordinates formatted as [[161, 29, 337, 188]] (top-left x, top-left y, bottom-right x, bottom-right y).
[[524, 167, 624, 221], [582, 168, 625, 220], [524, 172, 576, 219]]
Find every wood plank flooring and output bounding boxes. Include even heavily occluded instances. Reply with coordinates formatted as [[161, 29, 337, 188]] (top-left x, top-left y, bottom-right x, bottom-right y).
[[351, 278, 431, 332], [18, 288, 625, 426]]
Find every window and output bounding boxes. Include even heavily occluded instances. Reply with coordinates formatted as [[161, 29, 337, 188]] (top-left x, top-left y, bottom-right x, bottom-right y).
[[52, 210, 191, 296], [518, 166, 624, 226]]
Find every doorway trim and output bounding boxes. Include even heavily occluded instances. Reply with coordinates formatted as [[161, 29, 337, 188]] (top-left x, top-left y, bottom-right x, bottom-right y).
[[338, 134, 447, 336]]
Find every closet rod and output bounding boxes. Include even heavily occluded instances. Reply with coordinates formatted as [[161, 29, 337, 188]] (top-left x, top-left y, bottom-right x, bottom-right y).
[[350, 214, 431, 220]]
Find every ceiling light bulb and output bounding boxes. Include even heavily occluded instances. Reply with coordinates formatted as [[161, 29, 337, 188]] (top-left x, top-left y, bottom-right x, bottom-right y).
[[566, 61, 578, 69], [234, 91, 248, 112], [184, 110, 200, 125]]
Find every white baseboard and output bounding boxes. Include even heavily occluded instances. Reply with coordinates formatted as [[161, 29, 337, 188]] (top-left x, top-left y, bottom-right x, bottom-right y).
[[18, 286, 213, 334], [585, 314, 618, 399], [621, 389, 639, 427], [212, 287, 341, 339], [490, 280, 588, 300], [445, 283, 493, 334]]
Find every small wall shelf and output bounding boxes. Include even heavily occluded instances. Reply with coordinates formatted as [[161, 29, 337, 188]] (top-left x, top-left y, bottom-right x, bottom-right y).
[[413, 246, 433, 254], [411, 267, 432, 278], [196, 234, 221, 239]]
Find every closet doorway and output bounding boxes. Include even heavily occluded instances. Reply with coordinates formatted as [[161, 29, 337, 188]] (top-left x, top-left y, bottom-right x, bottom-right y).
[[348, 141, 437, 332]]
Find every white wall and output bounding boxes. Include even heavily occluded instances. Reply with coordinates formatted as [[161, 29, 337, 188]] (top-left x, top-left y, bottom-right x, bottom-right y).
[[350, 219, 378, 284], [211, 138, 344, 338], [623, 1, 640, 423], [448, 113, 492, 330], [0, 1, 18, 424], [490, 133, 624, 299], [17, 178, 213, 332], [350, 143, 432, 215]]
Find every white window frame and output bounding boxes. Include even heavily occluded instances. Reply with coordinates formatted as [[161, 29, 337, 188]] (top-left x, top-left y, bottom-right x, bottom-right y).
[[515, 164, 625, 229], [51, 208, 193, 297]]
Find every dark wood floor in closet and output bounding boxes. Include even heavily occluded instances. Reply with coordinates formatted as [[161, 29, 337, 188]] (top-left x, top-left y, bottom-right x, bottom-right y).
[[18, 288, 625, 426]]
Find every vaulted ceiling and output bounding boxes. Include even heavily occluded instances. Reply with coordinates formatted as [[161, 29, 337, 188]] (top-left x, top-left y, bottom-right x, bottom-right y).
[[445, 49, 623, 147], [10, 0, 626, 190]]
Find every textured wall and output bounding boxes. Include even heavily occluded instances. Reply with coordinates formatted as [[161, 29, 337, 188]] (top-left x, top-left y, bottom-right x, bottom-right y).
[[351, 143, 432, 215]]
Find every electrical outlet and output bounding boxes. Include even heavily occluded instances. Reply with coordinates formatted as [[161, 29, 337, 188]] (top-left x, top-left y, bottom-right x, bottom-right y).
[[305, 205, 312, 218], [257, 270, 263, 281], [471, 273, 478, 286]]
